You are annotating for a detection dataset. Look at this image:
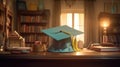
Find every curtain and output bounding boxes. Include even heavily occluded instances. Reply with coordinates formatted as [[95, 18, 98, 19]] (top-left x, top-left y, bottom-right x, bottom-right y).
[[49, 0, 61, 47], [84, 0, 96, 47], [52, 0, 61, 27]]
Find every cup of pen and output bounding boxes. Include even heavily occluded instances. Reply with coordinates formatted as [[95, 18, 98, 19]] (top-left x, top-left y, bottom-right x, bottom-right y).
[[33, 41, 47, 52]]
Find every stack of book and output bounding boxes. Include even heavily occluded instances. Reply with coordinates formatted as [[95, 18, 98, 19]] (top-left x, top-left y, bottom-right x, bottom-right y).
[[91, 46, 120, 52], [90, 43, 120, 52], [7, 47, 32, 54], [8, 31, 25, 47]]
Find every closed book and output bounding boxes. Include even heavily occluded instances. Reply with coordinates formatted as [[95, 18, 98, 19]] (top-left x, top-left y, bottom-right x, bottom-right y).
[[7, 47, 32, 54], [91, 46, 120, 52]]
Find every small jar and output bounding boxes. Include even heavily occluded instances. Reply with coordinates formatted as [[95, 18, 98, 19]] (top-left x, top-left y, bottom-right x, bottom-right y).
[[33, 41, 43, 52]]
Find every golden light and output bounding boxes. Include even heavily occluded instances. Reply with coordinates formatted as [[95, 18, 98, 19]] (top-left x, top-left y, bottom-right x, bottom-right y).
[[102, 21, 109, 28], [101, 17, 110, 28], [75, 52, 83, 55], [101, 19, 110, 43]]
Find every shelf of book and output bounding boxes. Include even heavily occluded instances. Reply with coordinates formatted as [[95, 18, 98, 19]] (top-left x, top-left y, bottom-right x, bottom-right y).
[[17, 10, 50, 47], [0, 3, 5, 28], [99, 12, 120, 47], [21, 22, 47, 26]]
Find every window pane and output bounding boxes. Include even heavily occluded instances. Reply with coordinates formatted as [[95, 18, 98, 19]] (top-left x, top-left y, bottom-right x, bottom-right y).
[[60, 13, 67, 25], [74, 13, 84, 43], [79, 14, 84, 32], [79, 13, 84, 43], [67, 13, 72, 27], [74, 13, 80, 30], [61, 13, 84, 43]]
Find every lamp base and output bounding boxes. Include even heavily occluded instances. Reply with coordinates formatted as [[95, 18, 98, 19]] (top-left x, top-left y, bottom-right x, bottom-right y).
[[103, 35, 108, 43]]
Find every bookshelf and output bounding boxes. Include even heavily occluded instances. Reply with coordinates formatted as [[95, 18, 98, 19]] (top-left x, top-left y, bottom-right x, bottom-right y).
[[99, 12, 120, 47], [0, 3, 13, 51], [17, 10, 50, 47], [0, 3, 5, 31], [6, 8, 13, 39], [0, 3, 5, 51]]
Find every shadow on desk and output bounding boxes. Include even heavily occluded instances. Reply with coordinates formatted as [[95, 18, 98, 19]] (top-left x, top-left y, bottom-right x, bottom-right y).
[[0, 59, 120, 67], [0, 49, 120, 67]]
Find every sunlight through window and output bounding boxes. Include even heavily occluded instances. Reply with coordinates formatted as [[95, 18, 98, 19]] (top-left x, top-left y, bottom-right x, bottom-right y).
[[67, 13, 72, 27], [61, 13, 84, 43]]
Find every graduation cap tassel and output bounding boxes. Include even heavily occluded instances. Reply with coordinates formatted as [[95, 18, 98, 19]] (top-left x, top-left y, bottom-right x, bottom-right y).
[[71, 36, 81, 52]]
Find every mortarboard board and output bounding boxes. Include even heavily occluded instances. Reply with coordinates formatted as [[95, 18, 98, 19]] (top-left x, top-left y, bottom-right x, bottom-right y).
[[41, 25, 83, 40], [41, 25, 83, 52]]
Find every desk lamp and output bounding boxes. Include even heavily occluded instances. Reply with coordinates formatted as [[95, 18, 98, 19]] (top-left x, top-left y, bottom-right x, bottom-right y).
[[102, 20, 109, 44]]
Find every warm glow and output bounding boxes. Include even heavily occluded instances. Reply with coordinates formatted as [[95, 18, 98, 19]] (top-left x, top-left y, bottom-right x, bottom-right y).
[[61, 13, 84, 43], [74, 13, 84, 43], [75, 52, 83, 55], [101, 17, 110, 28], [74, 13, 79, 30], [67, 13, 72, 27], [102, 21, 109, 28]]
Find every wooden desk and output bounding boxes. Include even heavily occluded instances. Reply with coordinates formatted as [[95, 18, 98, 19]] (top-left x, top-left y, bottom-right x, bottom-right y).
[[0, 48, 120, 67]]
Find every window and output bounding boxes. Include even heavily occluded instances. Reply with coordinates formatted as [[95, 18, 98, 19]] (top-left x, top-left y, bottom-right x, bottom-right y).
[[60, 13, 84, 43]]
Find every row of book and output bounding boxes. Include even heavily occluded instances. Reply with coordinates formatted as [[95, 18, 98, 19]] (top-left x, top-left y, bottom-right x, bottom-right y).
[[107, 27, 120, 34], [26, 41, 48, 47], [0, 14, 4, 25], [20, 25, 46, 32], [23, 35, 48, 44], [25, 43, 34, 47], [20, 16, 47, 23]]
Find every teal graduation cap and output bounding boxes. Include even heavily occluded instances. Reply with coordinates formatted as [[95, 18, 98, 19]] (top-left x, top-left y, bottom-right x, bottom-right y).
[[41, 25, 83, 52]]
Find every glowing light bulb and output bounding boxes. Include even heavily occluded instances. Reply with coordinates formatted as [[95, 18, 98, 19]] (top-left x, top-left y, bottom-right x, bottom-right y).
[[102, 21, 109, 28]]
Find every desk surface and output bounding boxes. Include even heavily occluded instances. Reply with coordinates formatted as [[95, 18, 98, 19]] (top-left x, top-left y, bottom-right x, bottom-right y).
[[0, 48, 120, 60]]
